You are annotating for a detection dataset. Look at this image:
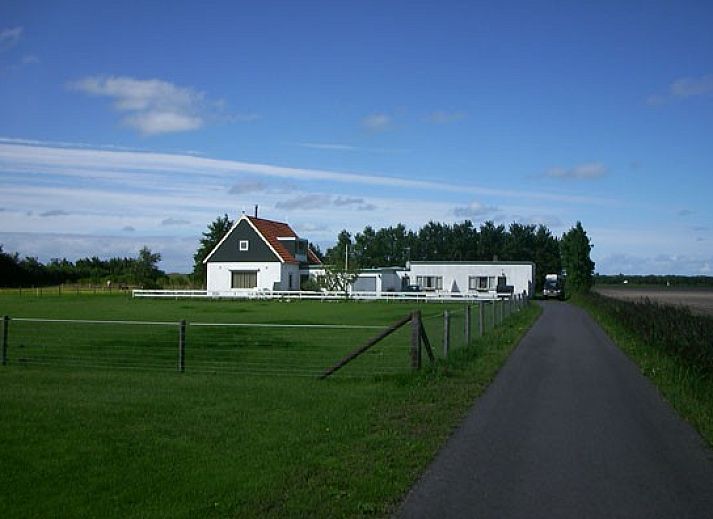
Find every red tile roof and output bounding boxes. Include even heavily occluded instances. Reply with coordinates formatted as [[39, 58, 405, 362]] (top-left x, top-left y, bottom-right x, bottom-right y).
[[307, 248, 322, 265], [246, 216, 321, 266], [246, 216, 298, 264]]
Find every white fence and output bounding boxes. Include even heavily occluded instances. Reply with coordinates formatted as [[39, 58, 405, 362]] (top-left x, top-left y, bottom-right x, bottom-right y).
[[132, 289, 512, 303]]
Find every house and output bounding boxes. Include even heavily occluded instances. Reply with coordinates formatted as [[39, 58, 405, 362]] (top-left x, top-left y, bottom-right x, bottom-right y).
[[403, 261, 535, 297], [203, 214, 321, 292]]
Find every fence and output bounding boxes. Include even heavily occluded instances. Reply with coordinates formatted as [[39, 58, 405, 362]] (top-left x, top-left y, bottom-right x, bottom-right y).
[[0, 296, 529, 378], [0, 284, 138, 296], [132, 288, 516, 303]]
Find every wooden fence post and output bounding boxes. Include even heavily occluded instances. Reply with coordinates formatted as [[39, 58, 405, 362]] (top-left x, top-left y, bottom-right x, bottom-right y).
[[178, 320, 186, 372], [411, 311, 422, 370], [2, 316, 8, 366], [443, 310, 450, 357], [492, 299, 497, 328], [465, 305, 471, 344], [479, 302, 484, 337]]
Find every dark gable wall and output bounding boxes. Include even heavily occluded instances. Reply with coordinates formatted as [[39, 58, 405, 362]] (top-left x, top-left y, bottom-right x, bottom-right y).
[[208, 219, 281, 263]]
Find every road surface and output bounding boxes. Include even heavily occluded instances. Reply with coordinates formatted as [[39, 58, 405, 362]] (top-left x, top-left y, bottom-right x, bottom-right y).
[[398, 301, 713, 518]]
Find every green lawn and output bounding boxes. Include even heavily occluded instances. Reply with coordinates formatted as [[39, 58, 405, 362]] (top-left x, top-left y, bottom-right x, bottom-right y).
[[0, 295, 540, 517]]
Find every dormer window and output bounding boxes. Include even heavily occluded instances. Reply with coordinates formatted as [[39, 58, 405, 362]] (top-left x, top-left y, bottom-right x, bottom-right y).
[[239, 240, 249, 251]]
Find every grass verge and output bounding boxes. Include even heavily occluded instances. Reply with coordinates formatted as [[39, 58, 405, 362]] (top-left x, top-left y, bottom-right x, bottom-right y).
[[572, 292, 713, 448], [0, 297, 540, 518]]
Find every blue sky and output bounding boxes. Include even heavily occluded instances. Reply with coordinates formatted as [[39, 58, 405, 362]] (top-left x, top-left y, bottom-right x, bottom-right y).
[[1, 1, 712, 274]]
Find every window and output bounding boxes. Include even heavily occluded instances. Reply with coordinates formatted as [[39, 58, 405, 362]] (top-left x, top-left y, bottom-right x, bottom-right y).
[[416, 275, 443, 291], [469, 276, 496, 291], [239, 240, 249, 251], [231, 270, 257, 289]]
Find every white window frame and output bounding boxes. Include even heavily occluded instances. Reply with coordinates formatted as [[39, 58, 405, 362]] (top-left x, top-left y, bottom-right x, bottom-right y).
[[470, 276, 496, 291], [239, 240, 249, 251], [416, 275, 443, 291]]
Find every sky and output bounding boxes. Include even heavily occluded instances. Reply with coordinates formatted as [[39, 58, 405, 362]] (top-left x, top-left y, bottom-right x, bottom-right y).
[[1, 1, 712, 275]]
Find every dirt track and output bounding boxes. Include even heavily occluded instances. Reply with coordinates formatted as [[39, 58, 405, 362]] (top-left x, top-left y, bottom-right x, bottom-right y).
[[595, 287, 713, 317]]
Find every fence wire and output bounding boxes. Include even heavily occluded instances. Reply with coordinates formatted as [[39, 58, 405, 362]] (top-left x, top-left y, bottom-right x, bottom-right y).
[[1, 299, 525, 377]]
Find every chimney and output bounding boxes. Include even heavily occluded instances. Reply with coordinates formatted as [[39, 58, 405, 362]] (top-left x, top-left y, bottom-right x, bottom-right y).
[[254, 204, 258, 218]]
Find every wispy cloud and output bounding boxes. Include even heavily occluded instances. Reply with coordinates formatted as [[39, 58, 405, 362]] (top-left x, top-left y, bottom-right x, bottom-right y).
[[40, 209, 70, 217], [161, 217, 190, 226], [275, 194, 377, 212], [122, 226, 135, 232], [275, 194, 332, 210], [677, 209, 694, 217], [228, 179, 268, 194], [0, 140, 615, 206], [68, 76, 224, 135], [297, 142, 357, 151], [361, 113, 391, 132], [453, 201, 498, 219], [671, 75, 713, 97], [545, 162, 607, 180], [333, 196, 366, 207], [0, 26, 22, 51], [647, 74, 713, 105], [427, 111, 466, 124]]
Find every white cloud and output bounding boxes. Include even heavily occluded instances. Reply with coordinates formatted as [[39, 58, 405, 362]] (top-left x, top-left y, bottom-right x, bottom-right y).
[[161, 218, 190, 226], [275, 194, 333, 210], [229, 179, 268, 194], [670, 75, 713, 98], [647, 74, 713, 105], [39, 209, 70, 217], [0, 26, 22, 51], [0, 141, 613, 205], [68, 76, 220, 135], [21, 54, 39, 65], [427, 111, 466, 124], [298, 142, 358, 151], [545, 162, 607, 180], [453, 201, 498, 218], [362, 113, 391, 132]]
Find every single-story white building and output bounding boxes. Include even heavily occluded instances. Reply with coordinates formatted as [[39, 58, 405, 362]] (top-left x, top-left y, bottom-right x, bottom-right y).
[[203, 214, 322, 292], [403, 261, 535, 297]]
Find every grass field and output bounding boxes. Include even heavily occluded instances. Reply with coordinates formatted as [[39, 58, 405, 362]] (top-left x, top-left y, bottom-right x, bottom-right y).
[[0, 295, 540, 517], [594, 286, 713, 317]]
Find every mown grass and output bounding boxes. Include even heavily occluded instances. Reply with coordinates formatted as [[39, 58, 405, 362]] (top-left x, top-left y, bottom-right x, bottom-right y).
[[0, 295, 540, 518], [573, 292, 713, 447]]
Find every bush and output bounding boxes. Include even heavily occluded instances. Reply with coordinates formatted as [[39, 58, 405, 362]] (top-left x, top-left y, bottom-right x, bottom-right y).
[[584, 292, 713, 374]]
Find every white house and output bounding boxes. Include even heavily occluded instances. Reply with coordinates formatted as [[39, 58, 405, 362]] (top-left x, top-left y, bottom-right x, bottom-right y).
[[403, 261, 535, 297], [203, 214, 322, 292]]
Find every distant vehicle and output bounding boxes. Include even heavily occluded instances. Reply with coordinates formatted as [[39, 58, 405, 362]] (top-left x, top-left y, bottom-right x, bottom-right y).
[[543, 273, 565, 299], [496, 275, 515, 298], [404, 284, 422, 293]]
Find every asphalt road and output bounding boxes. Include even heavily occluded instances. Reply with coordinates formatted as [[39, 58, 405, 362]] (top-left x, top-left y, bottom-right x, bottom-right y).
[[398, 301, 713, 518]]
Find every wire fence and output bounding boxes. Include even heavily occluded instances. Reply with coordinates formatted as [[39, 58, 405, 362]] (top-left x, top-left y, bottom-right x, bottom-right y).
[[0, 296, 529, 378]]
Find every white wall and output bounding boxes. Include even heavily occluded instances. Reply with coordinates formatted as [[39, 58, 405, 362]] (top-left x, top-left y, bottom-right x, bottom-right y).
[[406, 263, 534, 296], [206, 261, 284, 292]]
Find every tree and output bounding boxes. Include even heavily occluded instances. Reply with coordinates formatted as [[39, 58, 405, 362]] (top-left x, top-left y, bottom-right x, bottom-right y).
[[324, 230, 353, 268], [134, 246, 164, 288], [533, 225, 561, 291], [193, 214, 234, 283], [560, 221, 595, 293]]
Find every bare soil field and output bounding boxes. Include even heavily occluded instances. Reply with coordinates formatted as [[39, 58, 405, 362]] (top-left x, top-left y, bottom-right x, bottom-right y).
[[594, 287, 713, 317]]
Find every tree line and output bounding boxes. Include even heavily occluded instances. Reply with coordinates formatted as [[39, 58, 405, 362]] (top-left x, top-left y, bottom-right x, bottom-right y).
[[0, 245, 165, 288], [324, 220, 570, 292]]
